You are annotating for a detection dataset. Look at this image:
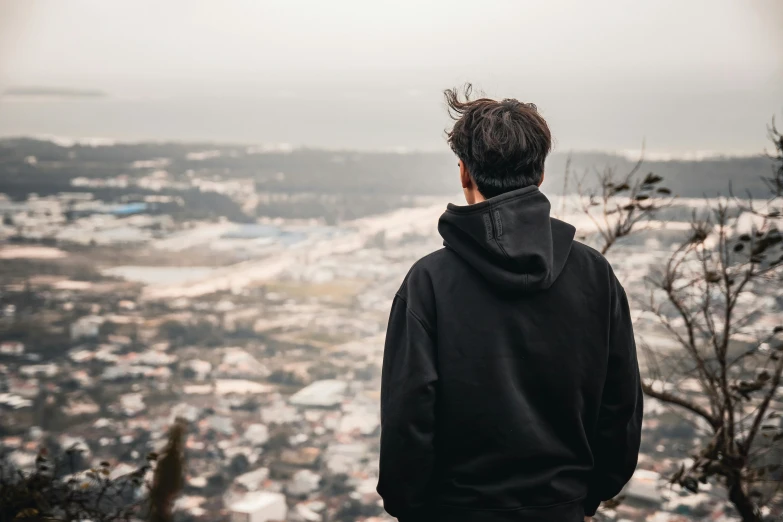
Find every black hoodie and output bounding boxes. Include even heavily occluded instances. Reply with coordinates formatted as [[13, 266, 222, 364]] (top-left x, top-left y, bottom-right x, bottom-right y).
[[377, 186, 643, 522]]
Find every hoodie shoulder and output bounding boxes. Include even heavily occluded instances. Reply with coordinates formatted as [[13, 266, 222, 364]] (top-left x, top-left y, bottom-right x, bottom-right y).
[[567, 240, 624, 291], [396, 248, 450, 297], [569, 240, 608, 265], [395, 249, 451, 332], [408, 248, 453, 273]]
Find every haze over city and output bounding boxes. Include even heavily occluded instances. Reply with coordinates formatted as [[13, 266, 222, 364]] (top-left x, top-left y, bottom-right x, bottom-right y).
[[1, 0, 782, 154]]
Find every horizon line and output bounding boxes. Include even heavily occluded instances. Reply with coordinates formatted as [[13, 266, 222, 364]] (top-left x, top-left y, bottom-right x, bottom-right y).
[[0, 134, 767, 161]]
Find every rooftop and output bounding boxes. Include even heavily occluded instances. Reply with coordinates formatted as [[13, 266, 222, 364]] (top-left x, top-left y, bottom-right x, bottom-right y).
[[229, 491, 286, 513], [289, 379, 347, 408]]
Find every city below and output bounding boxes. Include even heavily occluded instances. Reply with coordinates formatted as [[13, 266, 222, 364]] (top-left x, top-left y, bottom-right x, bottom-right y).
[[0, 138, 781, 522]]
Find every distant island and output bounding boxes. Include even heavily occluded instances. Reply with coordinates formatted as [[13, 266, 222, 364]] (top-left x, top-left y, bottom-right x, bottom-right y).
[[2, 86, 107, 99]]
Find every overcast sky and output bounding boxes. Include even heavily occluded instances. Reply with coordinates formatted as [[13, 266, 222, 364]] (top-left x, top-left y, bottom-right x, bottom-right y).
[[0, 0, 781, 153]]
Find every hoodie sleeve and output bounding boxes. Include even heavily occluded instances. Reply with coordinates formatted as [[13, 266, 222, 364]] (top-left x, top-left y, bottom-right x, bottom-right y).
[[377, 293, 438, 520], [583, 276, 643, 516]]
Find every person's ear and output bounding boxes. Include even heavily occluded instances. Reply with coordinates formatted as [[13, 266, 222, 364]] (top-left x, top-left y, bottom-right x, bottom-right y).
[[459, 160, 471, 189], [538, 172, 545, 187]]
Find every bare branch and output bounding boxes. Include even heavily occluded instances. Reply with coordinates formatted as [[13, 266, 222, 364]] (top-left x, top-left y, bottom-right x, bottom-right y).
[[642, 381, 720, 428]]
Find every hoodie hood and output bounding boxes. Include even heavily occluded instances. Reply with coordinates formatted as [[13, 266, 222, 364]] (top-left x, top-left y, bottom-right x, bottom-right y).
[[438, 186, 576, 292]]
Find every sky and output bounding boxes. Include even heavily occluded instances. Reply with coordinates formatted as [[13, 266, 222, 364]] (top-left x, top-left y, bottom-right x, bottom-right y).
[[0, 0, 781, 154]]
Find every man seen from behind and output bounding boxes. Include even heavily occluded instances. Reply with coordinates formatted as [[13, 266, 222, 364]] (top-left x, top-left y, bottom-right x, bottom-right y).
[[377, 85, 643, 522]]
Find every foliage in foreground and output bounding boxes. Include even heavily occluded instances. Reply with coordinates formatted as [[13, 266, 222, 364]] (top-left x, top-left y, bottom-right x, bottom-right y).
[[0, 420, 186, 522]]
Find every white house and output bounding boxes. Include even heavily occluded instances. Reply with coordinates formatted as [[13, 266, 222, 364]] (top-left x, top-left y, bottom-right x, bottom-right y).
[[0, 341, 24, 355], [71, 315, 105, 340], [229, 491, 287, 522], [288, 469, 321, 496], [243, 424, 270, 446], [289, 380, 347, 408]]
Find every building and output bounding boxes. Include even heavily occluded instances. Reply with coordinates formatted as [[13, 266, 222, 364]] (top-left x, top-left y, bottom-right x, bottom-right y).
[[243, 424, 269, 446], [218, 348, 270, 378], [0, 342, 24, 356], [234, 467, 270, 492], [71, 315, 105, 340], [229, 491, 287, 522], [287, 469, 321, 496], [118, 393, 145, 417], [288, 380, 347, 408], [623, 469, 664, 508]]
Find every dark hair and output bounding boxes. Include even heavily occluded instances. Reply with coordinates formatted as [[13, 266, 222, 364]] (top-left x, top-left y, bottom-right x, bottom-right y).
[[444, 84, 552, 198]]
